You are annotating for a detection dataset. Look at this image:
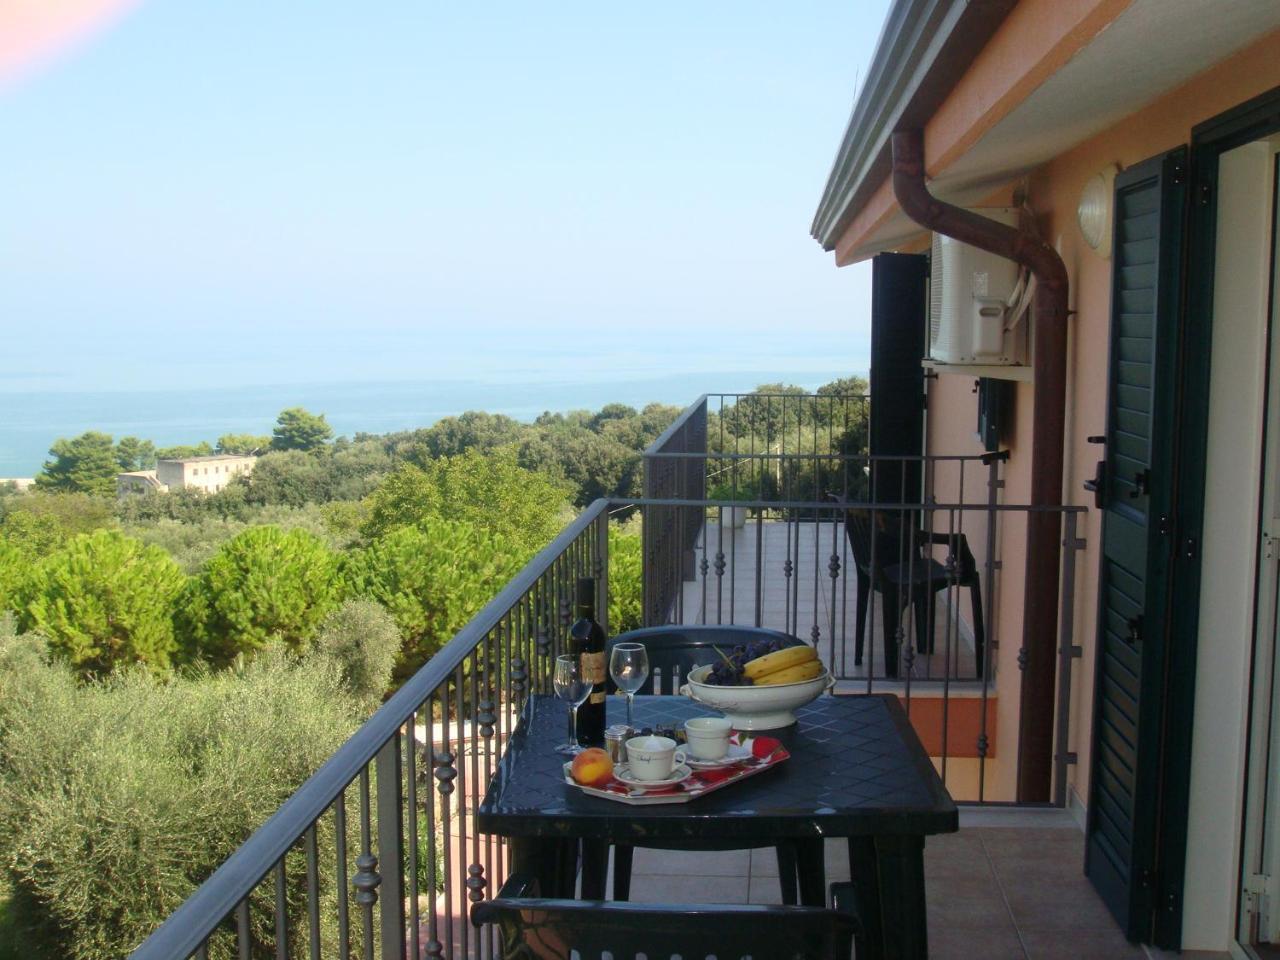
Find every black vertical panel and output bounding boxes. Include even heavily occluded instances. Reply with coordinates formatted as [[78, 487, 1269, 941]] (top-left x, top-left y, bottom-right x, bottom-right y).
[[869, 253, 929, 503], [1085, 146, 1187, 943]]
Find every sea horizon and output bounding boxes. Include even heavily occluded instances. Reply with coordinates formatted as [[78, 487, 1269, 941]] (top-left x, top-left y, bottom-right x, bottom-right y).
[[0, 366, 864, 477]]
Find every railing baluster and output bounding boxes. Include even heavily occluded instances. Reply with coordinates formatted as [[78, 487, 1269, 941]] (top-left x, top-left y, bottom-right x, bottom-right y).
[[406, 710, 420, 960], [274, 858, 288, 960], [305, 825, 320, 960], [235, 899, 250, 960], [354, 769, 378, 960], [336, 788, 351, 957]]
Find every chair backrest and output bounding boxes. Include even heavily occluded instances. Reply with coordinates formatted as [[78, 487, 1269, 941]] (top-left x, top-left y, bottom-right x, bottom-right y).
[[830, 498, 918, 582], [471, 878, 857, 960], [606, 625, 802, 695]]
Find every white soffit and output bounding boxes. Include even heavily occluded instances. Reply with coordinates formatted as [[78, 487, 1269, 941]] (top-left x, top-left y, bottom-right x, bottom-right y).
[[853, 0, 1280, 260]]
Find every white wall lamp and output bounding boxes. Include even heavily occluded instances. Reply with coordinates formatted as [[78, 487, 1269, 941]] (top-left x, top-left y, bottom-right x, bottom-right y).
[[1076, 163, 1120, 259]]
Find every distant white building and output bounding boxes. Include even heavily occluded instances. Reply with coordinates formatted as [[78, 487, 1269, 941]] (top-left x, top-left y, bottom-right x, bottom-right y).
[[0, 478, 36, 493], [117, 454, 256, 497]]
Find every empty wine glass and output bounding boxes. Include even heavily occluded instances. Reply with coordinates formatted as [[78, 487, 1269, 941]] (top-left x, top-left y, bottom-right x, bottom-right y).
[[553, 654, 590, 755], [609, 642, 649, 730]]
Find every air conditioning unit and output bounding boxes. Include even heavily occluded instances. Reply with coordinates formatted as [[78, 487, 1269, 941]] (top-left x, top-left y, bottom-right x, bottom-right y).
[[928, 208, 1029, 366]]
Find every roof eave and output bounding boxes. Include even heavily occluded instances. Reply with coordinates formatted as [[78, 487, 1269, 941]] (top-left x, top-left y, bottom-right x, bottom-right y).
[[810, 0, 1016, 252]]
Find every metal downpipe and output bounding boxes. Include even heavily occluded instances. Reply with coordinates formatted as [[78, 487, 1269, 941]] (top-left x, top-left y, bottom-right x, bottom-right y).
[[890, 129, 1069, 803]]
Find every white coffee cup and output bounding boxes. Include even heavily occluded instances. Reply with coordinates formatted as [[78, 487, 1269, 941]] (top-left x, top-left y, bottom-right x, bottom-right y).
[[684, 717, 733, 761], [625, 735, 686, 781]]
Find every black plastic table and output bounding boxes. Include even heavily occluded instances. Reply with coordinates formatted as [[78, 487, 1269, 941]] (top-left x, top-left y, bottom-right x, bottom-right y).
[[477, 694, 956, 959]]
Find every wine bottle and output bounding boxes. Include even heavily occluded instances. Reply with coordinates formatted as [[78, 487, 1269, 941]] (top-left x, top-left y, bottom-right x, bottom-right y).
[[570, 576, 607, 746]]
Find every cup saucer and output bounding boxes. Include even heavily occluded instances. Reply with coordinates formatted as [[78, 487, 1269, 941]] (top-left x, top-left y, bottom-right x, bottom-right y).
[[684, 743, 752, 770], [612, 762, 693, 789]]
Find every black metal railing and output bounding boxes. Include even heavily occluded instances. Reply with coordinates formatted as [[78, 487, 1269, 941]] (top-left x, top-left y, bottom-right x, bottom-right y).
[[129, 502, 611, 960], [129, 488, 1087, 959]]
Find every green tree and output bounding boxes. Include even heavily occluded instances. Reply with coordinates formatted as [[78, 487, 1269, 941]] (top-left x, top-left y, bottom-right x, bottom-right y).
[[22, 530, 186, 675], [216, 433, 271, 455], [416, 411, 525, 459], [155, 441, 214, 459], [0, 492, 115, 559], [114, 436, 156, 471], [181, 526, 340, 665], [362, 450, 571, 552], [34, 432, 118, 496], [0, 542, 28, 617], [343, 518, 524, 678], [312, 599, 401, 708], [271, 407, 334, 452]]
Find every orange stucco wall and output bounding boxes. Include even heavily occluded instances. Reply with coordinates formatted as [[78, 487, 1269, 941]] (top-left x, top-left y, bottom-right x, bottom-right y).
[[920, 29, 1280, 811]]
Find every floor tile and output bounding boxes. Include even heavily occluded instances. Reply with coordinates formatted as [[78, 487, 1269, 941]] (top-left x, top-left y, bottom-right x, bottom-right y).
[[628, 846, 751, 877], [928, 924, 1027, 960], [1000, 875, 1122, 930], [1020, 926, 1145, 959], [626, 872, 748, 904], [926, 877, 1012, 930]]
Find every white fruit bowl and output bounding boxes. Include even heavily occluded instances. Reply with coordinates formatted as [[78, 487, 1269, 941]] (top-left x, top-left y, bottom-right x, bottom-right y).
[[680, 664, 835, 730]]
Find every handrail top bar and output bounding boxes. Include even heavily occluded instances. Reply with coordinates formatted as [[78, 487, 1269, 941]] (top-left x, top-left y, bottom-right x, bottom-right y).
[[618, 497, 1088, 514], [643, 451, 998, 462], [642, 394, 708, 456], [128, 501, 614, 960], [702, 392, 870, 399]]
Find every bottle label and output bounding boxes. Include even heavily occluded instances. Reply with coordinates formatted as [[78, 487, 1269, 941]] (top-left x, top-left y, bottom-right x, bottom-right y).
[[580, 651, 606, 685], [589, 691, 606, 705]]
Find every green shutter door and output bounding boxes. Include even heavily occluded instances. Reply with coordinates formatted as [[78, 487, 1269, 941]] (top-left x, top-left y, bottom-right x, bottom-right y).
[[1085, 147, 1187, 942]]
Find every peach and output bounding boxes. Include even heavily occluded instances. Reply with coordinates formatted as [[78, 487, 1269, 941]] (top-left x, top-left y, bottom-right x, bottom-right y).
[[570, 747, 614, 787]]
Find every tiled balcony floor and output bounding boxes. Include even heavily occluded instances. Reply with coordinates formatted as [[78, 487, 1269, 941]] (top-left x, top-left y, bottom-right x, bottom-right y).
[[679, 521, 983, 681], [601, 816, 1141, 960]]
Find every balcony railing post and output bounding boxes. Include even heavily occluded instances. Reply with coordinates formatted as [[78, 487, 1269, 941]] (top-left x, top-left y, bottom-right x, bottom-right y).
[[375, 736, 406, 960], [597, 512, 610, 635], [1054, 510, 1086, 808]]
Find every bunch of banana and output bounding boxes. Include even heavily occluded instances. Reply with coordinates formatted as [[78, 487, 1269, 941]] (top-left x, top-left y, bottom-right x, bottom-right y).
[[743, 645, 825, 685]]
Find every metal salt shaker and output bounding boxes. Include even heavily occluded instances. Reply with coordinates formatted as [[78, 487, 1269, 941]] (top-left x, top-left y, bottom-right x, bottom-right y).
[[604, 724, 631, 763]]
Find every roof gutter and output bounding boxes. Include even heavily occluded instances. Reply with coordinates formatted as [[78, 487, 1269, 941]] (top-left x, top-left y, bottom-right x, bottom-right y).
[[891, 128, 1069, 804], [810, 0, 1016, 252]]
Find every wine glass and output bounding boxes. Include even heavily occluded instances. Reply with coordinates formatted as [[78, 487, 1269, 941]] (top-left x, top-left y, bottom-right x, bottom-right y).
[[609, 642, 649, 730], [553, 654, 590, 755]]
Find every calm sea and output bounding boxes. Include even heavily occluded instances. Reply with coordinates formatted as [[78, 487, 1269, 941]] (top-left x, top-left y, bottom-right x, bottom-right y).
[[0, 369, 854, 477]]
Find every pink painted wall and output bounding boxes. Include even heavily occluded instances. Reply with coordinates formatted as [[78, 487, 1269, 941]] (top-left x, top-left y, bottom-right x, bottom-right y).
[[920, 28, 1280, 807]]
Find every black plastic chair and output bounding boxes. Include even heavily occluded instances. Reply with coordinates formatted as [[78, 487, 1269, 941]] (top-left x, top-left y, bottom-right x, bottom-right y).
[[601, 625, 802, 905], [471, 873, 863, 960], [838, 503, 985, 680]]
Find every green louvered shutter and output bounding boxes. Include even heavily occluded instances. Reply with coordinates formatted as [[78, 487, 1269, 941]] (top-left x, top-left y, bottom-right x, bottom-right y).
[[1085, 146, 1187, 943]]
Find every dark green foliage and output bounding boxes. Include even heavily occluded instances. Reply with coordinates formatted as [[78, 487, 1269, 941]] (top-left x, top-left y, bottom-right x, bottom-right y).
[[215, 433, 271, 455], [114, 436, 157, 471], [512, 426, 641, 505], [239, 442, 392, 508], [343, 518, 525, 679], [155, 441, 214, 459], [0, 492, 115, 559], [180, 526, 340, 666], [114, 484, 248, 525], [414, 411, 525, 459], [22, 530, 186, 675], [362, 451, 570, 553], [271, 407, 334, 452], [0, 627, 364, 960], [34, 432, 118, 496], [312, 599, 401, 708]]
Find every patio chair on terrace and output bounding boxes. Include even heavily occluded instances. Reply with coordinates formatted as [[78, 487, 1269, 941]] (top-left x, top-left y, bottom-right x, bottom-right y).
[[471, 873, 864, 960], [598, 625, 801, 905], [832, 498, 985, 680]]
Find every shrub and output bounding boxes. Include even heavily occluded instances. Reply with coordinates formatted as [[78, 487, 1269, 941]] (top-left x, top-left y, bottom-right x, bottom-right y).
[[608, 521, 643, 634], [0, 492, 115, 558], [180, 527, 339, 666], [0, 544, 26, 619], [0, 630, 364, 960], [22, 530, 186, 675], [343, 518, 525, 680], [312, 599, 401, 709]]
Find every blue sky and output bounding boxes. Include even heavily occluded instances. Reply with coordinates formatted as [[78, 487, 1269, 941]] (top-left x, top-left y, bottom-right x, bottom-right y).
[[0, 2, 888, 393]]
